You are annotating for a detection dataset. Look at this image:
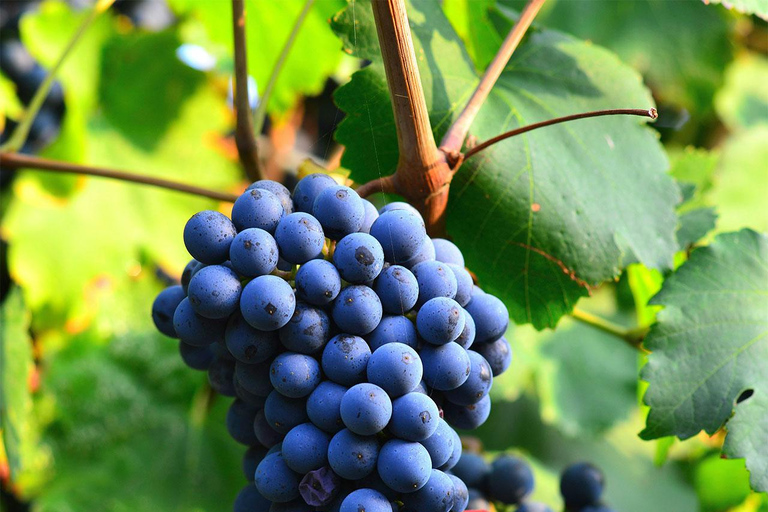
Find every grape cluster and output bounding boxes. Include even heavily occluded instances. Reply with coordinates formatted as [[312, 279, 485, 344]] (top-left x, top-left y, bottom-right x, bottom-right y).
[[151, 173, 513, 512], [453, 451, 614, 512]]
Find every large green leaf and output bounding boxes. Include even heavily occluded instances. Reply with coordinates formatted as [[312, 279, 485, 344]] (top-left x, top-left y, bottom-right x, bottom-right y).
[[0, 288, 48, 489], [488, 0, 733, 115], [169, 0, 344, 116], [641, 229, 768, 492], [332, 1, 678, 328]]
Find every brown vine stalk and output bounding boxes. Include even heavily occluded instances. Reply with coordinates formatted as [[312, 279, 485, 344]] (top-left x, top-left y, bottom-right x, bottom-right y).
[[232, 0, 262, 181]]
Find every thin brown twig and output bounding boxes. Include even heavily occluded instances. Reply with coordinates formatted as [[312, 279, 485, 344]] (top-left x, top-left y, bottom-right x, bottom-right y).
[[0, 152, 239, 203], [440, 0, 546, 155], [356, 175, 396, 198], [232, 0, 262, 181], [464, 108, 658, 160]]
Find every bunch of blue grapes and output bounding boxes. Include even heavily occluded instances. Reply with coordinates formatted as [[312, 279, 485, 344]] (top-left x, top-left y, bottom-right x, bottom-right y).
[[151, 173, 513, 512], [453, 451, 614, 512]]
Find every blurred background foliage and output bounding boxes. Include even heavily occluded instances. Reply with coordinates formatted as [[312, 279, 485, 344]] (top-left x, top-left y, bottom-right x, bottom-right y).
[[0, 0, 766, 511]]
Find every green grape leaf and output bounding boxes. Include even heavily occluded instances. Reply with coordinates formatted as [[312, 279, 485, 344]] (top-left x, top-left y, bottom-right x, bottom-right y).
[[676, 207, 718, 249], [34, 275, 245, 511], [641, 229, 768, 492], [0, 288, 47, 486], [694, 455, 753, 512], [168, 0, 344, 116], [332, 0, 678, 328], [707, 0, 768, 19], [99, 30, 206, 151], [483, 0, 733, 113], [2, 85, 241, 325], [716, 54, 768, 131]]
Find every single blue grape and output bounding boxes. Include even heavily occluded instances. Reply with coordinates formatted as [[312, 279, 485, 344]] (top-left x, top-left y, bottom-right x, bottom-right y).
[[560, 462, 604, 509], [374, 265, 418, 315], [356, 472, 399, 500], [234, 484, 272, 512], [378, 201, 420, 216], [254, 409, 284, 448], [234, 374, 268, 408], [274, 212, 326, 264], [417, 297, 465, 345], [183, 210, 237, 264], [231, 187, 284, 233], [179, 341, 216, 370], [454, 310, 476, 350], [235, 360, 273, 396], [307, 381, 348, 434], [332, 285, 382, 336], [293, 173, 337, 213], [187, 264, 242, 319], [340, 489, 392, 512], [225, 313, 279, 364], [277, 257, 294, 272], [264, 390, 309, 434], [400, 235, 436, 269], [334, 233, 385, 283], [242, 445, 268, 482], [448, 474, 468, 512], [270, 352, 321, 398], [340, 383, 393, 435], [295, 259, 341, 306], [367, 343, 423, 397], [313, 185, 365, 239], [420, 419, 455, 469], [230, 228, 279, 277], [152, 285, 186, 337], [360, 199, 380, 233], [227, 399, 259, 445], [465, 293, 509, 343], [432, 238, 465, 267], [327, 429, 380, 480], [377, 439, 431, 493], [241, 275, 296, 331], [173, 297, 226, 346], [181, 258, 202, 294], [516, 503, 555, 512], [421, 342, 470, 392], [442, 394, 491, 430], [402, 469, 454, 512], [299, 466, 342, 508], [389, 392, 440, 441], [447, 264, 473, 307], [321, 334, 371, 386], [278, 302, 331, 355], [282, 423, 331, 474], [369, 209, 426, 264], [254, 452, 301, 503], [248, 179, 293, 215], [438, 428, 462, 472], [487, 455, 534, 505], [474, 336, 512, 376], [367, 315, 418, 351], [452, 453, 490, 489], [208, 356, 237, 396], [444, 350, 493, 406], [412, 261, 457, 307]]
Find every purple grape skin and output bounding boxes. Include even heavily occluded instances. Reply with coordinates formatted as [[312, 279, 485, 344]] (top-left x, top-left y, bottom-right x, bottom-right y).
[[412, 261, 457, 307], [226, 399, 260, 445], [448, 264, 473, 307], [307, 381, 349, 434], [400, 235, 436, 270], [340, 489, 392, 512], [183, 210, 237, 264], [367, 343, 423, 398], [207, 356, 237, 396], [442, 394, 491, 430], [254, 452, 301, 503], [254, 409, 284, 448], [295, 259, 342, 306], [454, 310, 476, 350], [370, 209, 427, 264], [432, 238, 465, 267], [340, 383, 393, 435], [274, 212, 326, 264], [269, 352, 321, 398], [327, 429, 380, 480], [278, 302, 331, 355], [229, 227, 279, 277], [448, 474, 469, 512], [187, 264, 242, 319], [377, 439, 431, 493], [152, 285, 185, 337], [179, 341, 215, 370], [242, 445, 268, 482], [443, 350, 493, 406], [388, 392, 440, 441], [402, 469, 454, 512], [231, 187, 284, 233], [367, 315, 419, 351], [313, 185, 365, 239], [225, 313, 280, 364], [282, 423, 331, 474], [416, 297, 466, 345], [240, 275, 296, 331], [333, 232, 385, 284], [420, 342, 471, 391], [233, 484, 271, 512], [293, 173, 338, 213], [438, 427, 462, 472], [173, 297, 226, 346], [360, 199, 380, 233], [247, 179, 293, 214], [474, 336, 512, 376], [299, 467, 341, 507], [331, 285, 383, 336], [420, 418, 455, 469], [374, 265, 418, 315], [465, 292, 509, 344], [235, 360, 274, 396], [321, 334, 372, 386]]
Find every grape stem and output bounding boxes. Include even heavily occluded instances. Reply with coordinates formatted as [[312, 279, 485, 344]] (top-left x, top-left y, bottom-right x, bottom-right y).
[[439, 0, 547, 156], [461, 108, 658, 163], [571, 307, 649, 352], [0, 152, 239, 203], [232, 0, 263, 181]]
